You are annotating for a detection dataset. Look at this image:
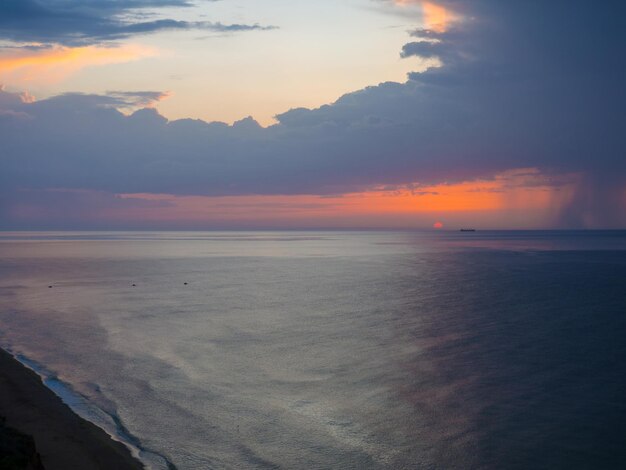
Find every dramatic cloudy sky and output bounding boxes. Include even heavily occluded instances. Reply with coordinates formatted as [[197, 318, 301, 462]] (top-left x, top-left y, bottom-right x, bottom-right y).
[[0, 0, 624, 229]]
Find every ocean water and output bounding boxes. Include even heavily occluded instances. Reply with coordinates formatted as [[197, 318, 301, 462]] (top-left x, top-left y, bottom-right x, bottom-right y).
[[0, 230, 625, 469]]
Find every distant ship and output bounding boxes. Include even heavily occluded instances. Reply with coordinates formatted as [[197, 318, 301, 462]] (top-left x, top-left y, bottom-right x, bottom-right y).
[[460, 229, 476, 232]]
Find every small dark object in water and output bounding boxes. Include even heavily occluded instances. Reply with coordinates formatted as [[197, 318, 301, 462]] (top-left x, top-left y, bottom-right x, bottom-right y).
[[48, 286, 53, 288], [184, 282, 188, 285], [132, 284, 136, 287], [460, 229, 476, 232]]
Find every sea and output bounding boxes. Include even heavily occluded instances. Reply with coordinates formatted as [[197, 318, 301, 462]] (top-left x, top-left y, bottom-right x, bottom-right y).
[[0, 230, 625, 469]]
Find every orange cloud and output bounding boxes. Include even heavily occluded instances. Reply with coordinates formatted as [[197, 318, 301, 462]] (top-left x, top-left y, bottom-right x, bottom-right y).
[[0, 45, 156, 85], [392, 1, 450, 33], [110, 169, 577, 229], [422, 2, 449, 32]]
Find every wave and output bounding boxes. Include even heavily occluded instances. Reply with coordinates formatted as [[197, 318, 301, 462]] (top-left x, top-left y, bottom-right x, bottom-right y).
[[2, 345, 177, 470]]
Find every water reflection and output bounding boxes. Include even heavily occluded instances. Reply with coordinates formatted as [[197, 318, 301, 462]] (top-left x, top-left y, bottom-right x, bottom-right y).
[[0, 231, 625, 468]]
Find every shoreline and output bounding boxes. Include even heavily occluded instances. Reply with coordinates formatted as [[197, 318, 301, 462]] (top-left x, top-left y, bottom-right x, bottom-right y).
[[0, 348, 145, 470]]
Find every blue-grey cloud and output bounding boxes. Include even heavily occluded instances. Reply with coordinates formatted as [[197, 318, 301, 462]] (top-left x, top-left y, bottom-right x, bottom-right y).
[[400, 41, 444, 59], [105, 91, 170, 108], [1, 0, 625, 228], [0, 0, 275, 46]]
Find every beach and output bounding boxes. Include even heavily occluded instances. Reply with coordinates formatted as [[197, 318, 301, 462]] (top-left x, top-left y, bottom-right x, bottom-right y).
[[0, 349, 143, 470]]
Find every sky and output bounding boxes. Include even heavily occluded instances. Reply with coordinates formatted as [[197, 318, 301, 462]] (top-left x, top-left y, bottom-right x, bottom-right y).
[[0, 0, 625, 230]]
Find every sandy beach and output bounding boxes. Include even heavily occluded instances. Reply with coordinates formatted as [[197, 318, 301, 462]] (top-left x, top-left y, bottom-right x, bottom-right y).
[[0, 349, 144, 470]]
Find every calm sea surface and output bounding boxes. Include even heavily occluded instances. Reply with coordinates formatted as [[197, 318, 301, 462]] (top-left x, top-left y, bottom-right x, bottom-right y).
[[0, 231, 625, 469]]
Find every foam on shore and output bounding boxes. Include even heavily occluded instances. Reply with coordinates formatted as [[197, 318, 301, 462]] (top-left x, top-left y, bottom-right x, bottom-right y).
[[0, 347, 174, 469]]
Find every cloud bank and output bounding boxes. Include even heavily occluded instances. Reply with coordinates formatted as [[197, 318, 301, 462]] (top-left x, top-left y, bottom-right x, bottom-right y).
[[0, 0, 275, 46], [1, 0, 625, 228]]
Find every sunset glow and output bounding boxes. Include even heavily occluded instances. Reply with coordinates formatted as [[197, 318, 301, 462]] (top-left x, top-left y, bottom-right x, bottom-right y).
[[1, 0, 623, 230], [422, 2, 450, 32], [0, 45, 156, 84], [6, 169, 573, 229], [392, 1, 450, 32], [116, 170, 571, 226], [0, 2, 624, 468]]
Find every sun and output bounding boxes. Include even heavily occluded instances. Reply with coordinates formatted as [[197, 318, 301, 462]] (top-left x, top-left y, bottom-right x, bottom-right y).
[[433, 221, 444, 229]]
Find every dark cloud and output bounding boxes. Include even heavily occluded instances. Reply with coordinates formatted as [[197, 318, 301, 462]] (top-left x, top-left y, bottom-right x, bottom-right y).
[[0, 0, 276, 46], [1, 0, 625, 228], [400, 41, 445, 59], [0, 188, 174, 230], [0, 108, 31, 120], [106, 91, 170, 108]]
